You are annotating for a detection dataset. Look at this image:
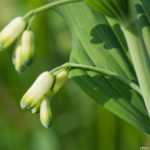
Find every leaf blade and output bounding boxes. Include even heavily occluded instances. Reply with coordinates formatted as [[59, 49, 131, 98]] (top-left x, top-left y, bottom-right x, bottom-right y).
[[51, 1, 150, 134]]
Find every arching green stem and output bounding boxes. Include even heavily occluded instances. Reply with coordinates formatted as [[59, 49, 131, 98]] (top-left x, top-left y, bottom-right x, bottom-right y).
[[50, 62, 141, 95], [23, 0, 82, 20]]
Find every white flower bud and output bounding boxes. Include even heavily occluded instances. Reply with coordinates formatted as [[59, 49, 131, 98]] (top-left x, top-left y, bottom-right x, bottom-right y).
[[20, 72, 54, 110], [12, 44, 25, 73], [21, 30, 35, 66], [40, 98, 52, 128], [12, 30, 35, 73], [0, 17, 26, 51], [53, 69, 69, 94]]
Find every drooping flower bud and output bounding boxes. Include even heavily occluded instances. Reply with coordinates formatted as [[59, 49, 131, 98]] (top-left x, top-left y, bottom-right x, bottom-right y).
[[20, 72, 54, 110], [12, 30, 35, 73], [85, 0, 135, 26], [31, 103, 40, 114], [12, 44, 25, 73], [21, 30, 35, 66], [40, 98, 52, 128], [53, 69, 69, 94], [0, 17, 26, 51]]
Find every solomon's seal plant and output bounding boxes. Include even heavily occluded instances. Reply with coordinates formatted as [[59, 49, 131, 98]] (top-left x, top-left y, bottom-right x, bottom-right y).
[[1, 0, 150, 134]]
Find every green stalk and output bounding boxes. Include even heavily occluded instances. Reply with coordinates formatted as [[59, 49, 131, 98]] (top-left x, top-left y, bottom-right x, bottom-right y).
[[23, 0, 82, 20], [50, 62, 141, 95], [122, 20, 150, 115]]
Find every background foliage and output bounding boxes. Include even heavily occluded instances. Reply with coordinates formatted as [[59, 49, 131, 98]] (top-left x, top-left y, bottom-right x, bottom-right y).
[[0, 0, 150, 150]]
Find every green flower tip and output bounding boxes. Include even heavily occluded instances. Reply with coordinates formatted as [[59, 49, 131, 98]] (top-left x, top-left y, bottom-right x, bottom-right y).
[[20, 98, 32, 110], [20, 71, 54, 110], [85, 0, 135, 25], [0, 17, 26, 51], [40, 99, 53, 128], [41, 116, 53, 128]]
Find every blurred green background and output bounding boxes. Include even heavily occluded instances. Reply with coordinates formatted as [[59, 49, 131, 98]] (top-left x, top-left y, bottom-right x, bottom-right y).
[[0, 0, 150, 150]]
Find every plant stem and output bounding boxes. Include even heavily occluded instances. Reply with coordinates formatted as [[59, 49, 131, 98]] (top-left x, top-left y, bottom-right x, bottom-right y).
[[23, 0, 82, 20], [50, 62, 141, 95], [122, 20, 150, 116]]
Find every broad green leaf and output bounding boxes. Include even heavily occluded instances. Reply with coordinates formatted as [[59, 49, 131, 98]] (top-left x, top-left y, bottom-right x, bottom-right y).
[[49, 0, 150, 134], [84, 0, 134, 25]]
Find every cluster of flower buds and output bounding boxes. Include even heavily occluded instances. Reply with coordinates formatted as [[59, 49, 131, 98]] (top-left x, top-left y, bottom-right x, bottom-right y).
[[0, 17, 35, 73], [20, 69, 69, 128]]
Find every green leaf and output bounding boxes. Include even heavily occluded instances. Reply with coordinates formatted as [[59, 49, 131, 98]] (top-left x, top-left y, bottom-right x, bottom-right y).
[[138, 0, 150, 55], [140, 0, 150, 22], [50, 0, 150, 134], [84, 0, 134, 25]]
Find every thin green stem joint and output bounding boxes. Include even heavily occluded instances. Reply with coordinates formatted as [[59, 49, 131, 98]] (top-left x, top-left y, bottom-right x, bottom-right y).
[[50, 62, 141, 95], [23, 0, 82, 20]]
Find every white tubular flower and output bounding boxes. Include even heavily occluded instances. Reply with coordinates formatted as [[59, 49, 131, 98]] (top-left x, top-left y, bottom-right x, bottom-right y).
[[0, 17, 26, 51], [20, 72, 54, 110], [21, 30, 35, 66], [12, 30, 35, 73], [53, 69, 69, 94], [40, 98, 52, 128], [12, 44, 25, 73]]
